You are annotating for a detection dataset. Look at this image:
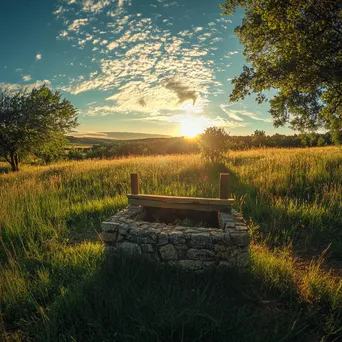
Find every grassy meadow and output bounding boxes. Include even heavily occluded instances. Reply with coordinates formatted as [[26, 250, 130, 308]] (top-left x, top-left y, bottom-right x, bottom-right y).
[[0, 147, 342, 341]]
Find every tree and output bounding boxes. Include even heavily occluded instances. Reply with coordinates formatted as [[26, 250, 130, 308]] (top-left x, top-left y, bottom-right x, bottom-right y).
[[0, 85, 78, 171], [317, 136, 326, 147], [34, 134, 68, 164], [221, 0, 342, 141], [252, 129, 266, 146], [198, 127, 230, 163]]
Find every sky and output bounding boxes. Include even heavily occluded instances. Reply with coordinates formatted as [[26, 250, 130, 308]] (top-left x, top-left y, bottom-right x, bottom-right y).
[[0, 0, 293, 137]]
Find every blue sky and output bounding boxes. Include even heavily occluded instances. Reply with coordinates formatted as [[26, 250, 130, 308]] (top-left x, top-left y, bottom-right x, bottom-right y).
[[0, 0, 292, 137]]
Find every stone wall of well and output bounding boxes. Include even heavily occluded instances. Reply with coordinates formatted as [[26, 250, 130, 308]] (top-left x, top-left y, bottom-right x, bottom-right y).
[[101, 205, 250, 270]]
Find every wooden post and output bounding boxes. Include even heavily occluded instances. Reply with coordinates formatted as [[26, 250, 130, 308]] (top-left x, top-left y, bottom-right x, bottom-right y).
[[130, 173, 139, 195], [219, 173, 229, 199]]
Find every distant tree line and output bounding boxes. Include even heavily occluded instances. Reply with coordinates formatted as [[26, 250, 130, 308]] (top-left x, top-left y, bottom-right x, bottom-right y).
[[63, 130, 338, 162], [66, 137, 199, 161]]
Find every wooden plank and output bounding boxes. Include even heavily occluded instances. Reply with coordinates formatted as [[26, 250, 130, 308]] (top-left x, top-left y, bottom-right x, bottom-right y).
[[219, 173, 230, 199], [128, 198, 231, 212], [127, 194, 234, 206], [130, 173, 139, 195]]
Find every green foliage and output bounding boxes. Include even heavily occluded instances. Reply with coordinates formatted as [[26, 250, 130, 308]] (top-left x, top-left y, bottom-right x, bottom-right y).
[[198, 127, 230, 163], [0, 85, 78, 171], [221, 0, 342, 140], [67, 147, 85, 161], [252, 129, 266, 147], [35, 134, 68, 164]]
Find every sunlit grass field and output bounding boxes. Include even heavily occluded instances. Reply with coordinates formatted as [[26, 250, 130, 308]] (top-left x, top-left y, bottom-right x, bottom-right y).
[[0, 147, 341, 341]]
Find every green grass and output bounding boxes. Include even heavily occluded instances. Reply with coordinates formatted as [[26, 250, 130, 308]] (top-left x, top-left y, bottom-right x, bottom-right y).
[[0, 147, 342, 341]]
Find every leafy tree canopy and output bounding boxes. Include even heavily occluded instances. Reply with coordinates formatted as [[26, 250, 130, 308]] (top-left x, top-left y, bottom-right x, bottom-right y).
[[198, 127, 230, 163], [0, 85, 78, 171], [221, 0, 342, 142]]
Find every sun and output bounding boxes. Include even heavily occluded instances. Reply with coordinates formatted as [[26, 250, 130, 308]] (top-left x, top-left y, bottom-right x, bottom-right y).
[[180, 117, 205, 138]]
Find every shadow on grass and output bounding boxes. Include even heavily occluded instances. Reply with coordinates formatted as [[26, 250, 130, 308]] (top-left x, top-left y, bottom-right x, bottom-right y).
[[0, 164, 10, 174], [28, 253, 340, 342], [65, 200, 128, 243]]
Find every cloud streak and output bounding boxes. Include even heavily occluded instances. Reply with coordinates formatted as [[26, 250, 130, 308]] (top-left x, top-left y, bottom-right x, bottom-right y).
[[221, 104, 272, 122]]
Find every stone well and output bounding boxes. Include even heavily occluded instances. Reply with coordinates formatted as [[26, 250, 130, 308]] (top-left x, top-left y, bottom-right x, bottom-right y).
[[101, 205, 250, 270]]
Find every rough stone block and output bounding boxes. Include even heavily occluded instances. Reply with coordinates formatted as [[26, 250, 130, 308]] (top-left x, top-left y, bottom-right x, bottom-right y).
[[235, 224, 248, 231], [140, 231, 156, 244], [102, 222, 120, 233], [188, 233, 213, 249], [141, 244, 154, 253], [159, 244, 178, 260], [218, 261, 234, 268], [117, 242, 141, 255], [230, 232, 250, 247], [119, 224, 130, 235], [117, 234, 125, 242], [175, 244, 189, 259], [214, 243, 229, 252], [236, 252, 249, 267], [157, 232, 169, 245], [187, 248, 215, 261], [101, 232, 117, 242], [169, 231, 186, 245], [209, 231, 225, 243], [224, 221, 236, 229]]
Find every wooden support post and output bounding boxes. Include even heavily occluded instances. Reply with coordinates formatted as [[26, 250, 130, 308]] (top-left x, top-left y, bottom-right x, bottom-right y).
[[219, 173, 230, 199], [130, 173, 139, 195]]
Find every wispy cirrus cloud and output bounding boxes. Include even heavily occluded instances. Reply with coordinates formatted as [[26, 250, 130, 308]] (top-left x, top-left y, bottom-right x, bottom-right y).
[[221, 104, 272, 122]]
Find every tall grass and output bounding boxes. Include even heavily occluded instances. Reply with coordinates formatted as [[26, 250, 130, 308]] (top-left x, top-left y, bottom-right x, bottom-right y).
[[0, 147, 341, 341]]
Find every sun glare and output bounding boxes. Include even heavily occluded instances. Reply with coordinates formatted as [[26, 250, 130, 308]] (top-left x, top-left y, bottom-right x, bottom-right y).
[[180, 117, 205, 138]]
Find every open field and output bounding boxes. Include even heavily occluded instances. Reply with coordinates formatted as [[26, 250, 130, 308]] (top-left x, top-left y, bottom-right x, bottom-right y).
[[0, 147, 342, 341]]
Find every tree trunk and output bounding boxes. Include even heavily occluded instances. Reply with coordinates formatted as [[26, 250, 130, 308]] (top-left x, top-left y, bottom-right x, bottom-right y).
[[10, 152, 19, 172]]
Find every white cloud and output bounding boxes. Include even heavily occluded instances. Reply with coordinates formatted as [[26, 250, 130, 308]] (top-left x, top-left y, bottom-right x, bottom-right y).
[[35, 54, 42, 60], [237, 110, 273, 122], [220, 104, 244, 121], [68, 18, 88, 32], [22, 75, 32, 82], [82, 0, 111, 13], [0, 80, 51, 92], [225, 51, 239, 58], [221, 105, 272, 123], [58, 30, 69, 38], [216, 18, 232, 24]]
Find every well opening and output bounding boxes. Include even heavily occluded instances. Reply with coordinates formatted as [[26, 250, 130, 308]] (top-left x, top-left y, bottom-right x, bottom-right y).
[[138, 207, 219, 228]]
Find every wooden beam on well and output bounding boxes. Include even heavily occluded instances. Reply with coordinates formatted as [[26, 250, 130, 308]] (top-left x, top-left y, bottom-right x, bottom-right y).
[[219, 173, 230, 199], [130, 173, 139, 195], [127, 194, 234, 212]]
